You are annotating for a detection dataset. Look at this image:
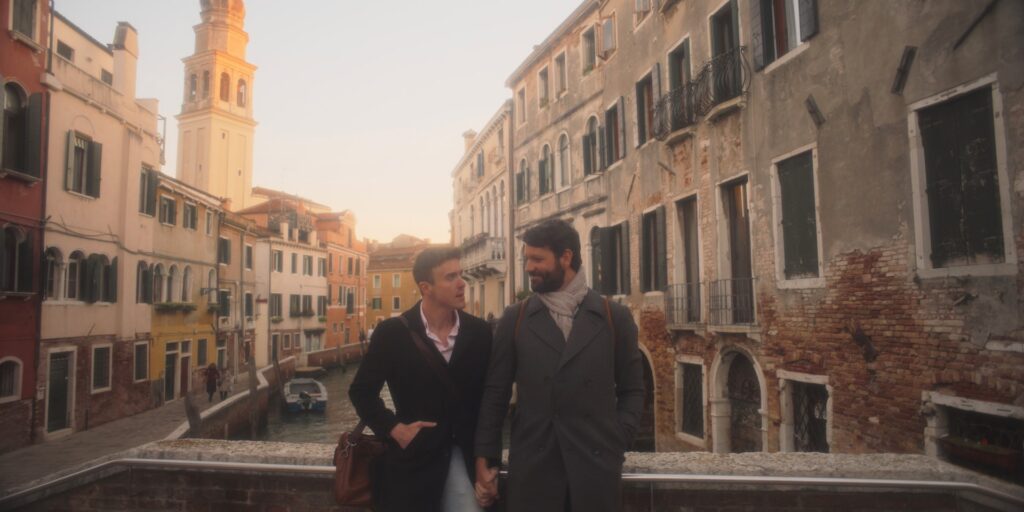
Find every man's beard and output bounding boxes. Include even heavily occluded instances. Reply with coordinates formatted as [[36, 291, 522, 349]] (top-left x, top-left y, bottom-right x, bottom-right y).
[[530, 264, 564, 293]]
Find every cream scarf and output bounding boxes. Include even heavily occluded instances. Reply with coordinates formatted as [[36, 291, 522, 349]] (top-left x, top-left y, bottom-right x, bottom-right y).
[[537, 268, 589, 341]]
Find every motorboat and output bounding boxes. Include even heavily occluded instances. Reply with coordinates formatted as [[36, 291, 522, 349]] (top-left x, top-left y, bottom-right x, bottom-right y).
[[282, 377, 327, 413]]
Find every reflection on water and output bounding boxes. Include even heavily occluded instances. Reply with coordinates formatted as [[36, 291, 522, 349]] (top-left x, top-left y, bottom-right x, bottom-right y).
[[262, 364, 362, 444]]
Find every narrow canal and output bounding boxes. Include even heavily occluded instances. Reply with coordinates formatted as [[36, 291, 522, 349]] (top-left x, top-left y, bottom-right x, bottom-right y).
[[262, 364, 364, 444]]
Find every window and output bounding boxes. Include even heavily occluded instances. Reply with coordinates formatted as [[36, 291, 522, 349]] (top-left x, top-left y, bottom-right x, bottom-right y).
[[64, 131, 102, 198], [676, 362, 704, 438], [291, 253, 297, 273], [217, 237, 230, 264], [139, 167, 157, 215], [317, 295, 326, 316], [476, 150, 485, 178], [12, 0, 37, 39], [538, 67, 549, 108], [100, 70, 113, 86], [92, 345, 112, 393], [133, 343, 148, 382], [158, 196, 176, 225], [710, 1, 742, 103], [372, 297, 382, 310], [347, 257, 353, 275], [181, 266, 192, 302], [205, 211, 213, 235], [667, 40, 694, 131], [0, 226, 32, 293], [392, 274, 401, 288], [197, 339, 207, 367], [165, 265, 177, 303], [289, 294, 301, 317], [270, 293, 282, 317], [392, 296, 401, 310], [635, 0, 652, 24], [3, 82, 42, 178], [66, 251, 86, 300], [182, 204, 197, 230], [674, 196, 701, 323], [245, 292, 253, 317], [751, 0, 819, 70], [583, 116, 601, 175], [189, 73, 198, 102], [605, 99, 625, 164], [202, 71, 210, 97], [538, 144, 553, 196], [338, 286, 347, 306], [356, 259, 362, 275], [717, 178, 754, 325], [56, 40, 74, 61], [914, 83, 1009, 271], [554, 52, 567, 95], [237, 79, 247, 107], [590, 223, 630, 295], [515, 159, 529, 204], [283, 334, 291, 350], [346, 289, 355, 315], [641, 207, 667, 292], [373, 274, 381, 289], [302, 295, 313, 316], [216, 339, 226, 367], [636, 73, 655, 146], [43, 248, 61, 299], [207, 269, 216, 302], [783, 379, 830, 453], [0, 358, 21, 402], [303, 255, 314, 276], [601, 17, 617, 57], [218, 290, 230, 316], [136, 261, 150, 303], [245, 245, 253, 270], [516, 88, 526, 124], [581, 27, 597, 74], [317, 257, 326, 276], [557, 134, 570, 189], [220, 72, 230, 101], [773, 149, 821, 280], [272, 250, 283, 272]]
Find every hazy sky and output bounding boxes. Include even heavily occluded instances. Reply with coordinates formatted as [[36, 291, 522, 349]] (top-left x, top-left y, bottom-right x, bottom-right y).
[[56, 0, 581, 244]]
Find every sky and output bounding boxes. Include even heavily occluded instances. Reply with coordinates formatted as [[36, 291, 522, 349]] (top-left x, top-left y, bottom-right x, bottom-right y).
[[55, 0, 581, 244]]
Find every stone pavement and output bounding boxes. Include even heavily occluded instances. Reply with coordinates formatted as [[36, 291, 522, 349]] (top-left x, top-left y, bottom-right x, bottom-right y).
[[0, 375, 246, 494]]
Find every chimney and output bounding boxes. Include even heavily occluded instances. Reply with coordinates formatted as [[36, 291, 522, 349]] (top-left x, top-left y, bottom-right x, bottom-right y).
[[462, 130, 477, 153], [112, 22, 138, 98]]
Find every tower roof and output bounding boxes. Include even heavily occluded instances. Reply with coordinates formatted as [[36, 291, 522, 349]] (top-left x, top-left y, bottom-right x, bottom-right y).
[[200, 0, 245, 16]]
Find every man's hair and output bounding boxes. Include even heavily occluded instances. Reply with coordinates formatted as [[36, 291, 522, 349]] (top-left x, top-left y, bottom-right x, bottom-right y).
[[522, 219, 581, 271], [412, 246, 462, 284]]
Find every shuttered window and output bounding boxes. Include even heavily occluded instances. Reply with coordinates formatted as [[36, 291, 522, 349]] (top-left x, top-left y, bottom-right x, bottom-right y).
[[581, 27, 597, 74], [0, 227, 33, 293], [139, 168, 158, 215], [218, 237, 231, 264], [12, 0, 37, 39], [605, 98, 626, 164], [183, 204, 198, 230], [678, 362, 704, 437], [751, 0, 818, 70], [591, 222, 631, 295], [2, 85, 42, 178], [218, 290, 230, 316], [158, 196, 176, 225], [289, 294, 301, 317], [641, 207, 667, 292], [133, 343, 148, 381], [636, 74, 655, 146], [245, 292, 253, 317], [92, 346, 111, 392], [269, 293, 282, 317], [64, 131, 102, 198], [777, 150, 820, 278]]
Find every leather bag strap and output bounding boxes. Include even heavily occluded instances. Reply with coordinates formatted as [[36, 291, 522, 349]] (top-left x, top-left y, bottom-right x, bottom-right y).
[[398, 315, 461, 403]]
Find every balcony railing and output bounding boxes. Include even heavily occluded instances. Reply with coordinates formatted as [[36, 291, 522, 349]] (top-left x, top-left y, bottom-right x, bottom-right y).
[[665, 283, 702, 326], [462, 236, 506, 278], [653, 46, 750, 141], [708, 277, 755, 326]]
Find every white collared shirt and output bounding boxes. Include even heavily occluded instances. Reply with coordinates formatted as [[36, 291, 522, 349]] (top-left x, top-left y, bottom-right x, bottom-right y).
[[419, 304, 460, 362]]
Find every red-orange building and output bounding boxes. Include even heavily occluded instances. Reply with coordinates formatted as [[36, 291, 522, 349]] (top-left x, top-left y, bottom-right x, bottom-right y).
[[316, 211, 367, 361], [0, 0, 50, 454]]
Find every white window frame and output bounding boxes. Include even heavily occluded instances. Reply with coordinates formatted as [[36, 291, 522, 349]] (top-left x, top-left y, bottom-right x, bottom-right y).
[[133, 341, 149, 383], [581, 26, 597, 75], [674, 355, 706, 446], [182, 202, 198, 230], [392, 273, 400, 288], [8, 0, 41, 46], [634, 0, 652, 28], [0, 356, 23, 404], [538, 66, 550, 109], [921, 390, 1024, 459], [244, 244, 254, 270], [205, 211, 213, 236], [907, 74, 1016, 279], [45, 347, 76, 437], [272, 250, 283, 272], [91, 343, 113, 394], [554, 51, 568, 97], [158, 195, 176, 226], [777, 369, 832, 453], [516, 87, 527, 125], [769, 143, 825, 289], [760, 0, 812, 75]]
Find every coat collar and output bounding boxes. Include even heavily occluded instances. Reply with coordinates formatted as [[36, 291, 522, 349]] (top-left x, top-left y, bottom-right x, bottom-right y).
[[524, 290, 609, 368], [401, 301, 474, 368]]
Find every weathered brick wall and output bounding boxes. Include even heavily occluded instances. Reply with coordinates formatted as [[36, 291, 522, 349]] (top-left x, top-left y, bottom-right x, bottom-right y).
[[0, 399, 32, 455]]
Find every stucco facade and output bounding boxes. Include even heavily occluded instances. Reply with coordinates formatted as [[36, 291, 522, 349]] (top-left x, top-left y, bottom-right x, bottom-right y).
[[366, 237, 431, 329], [317, 211, 368, 360]]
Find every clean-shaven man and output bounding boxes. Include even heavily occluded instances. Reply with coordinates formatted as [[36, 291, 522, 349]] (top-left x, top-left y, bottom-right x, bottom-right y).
[[350, 247, 492, 511], [475, 219, 644, 511]]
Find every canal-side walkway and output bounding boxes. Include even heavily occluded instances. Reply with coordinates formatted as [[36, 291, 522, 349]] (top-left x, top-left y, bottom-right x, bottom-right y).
[[0, 374, 248, 494]]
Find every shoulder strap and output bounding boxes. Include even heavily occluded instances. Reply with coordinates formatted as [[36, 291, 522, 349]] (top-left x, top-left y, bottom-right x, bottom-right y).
[[397, 315, 461, 402], [513, 298, 528, 340], [603, 297, 616, 346]]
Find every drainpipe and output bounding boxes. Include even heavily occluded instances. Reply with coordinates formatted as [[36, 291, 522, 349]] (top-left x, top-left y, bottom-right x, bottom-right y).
[[236, 229, 244, 377], [506, 105, 516, 306]]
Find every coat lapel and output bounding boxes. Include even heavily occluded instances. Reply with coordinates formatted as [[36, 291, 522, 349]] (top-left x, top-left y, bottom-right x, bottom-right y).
[[402, 301, 449, 369], [557, 291, 606, 370], [524, 296, 566, 356], [447, 310, 473, 368]]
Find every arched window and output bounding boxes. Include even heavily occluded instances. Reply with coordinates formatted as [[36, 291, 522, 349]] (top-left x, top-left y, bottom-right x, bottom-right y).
[[237, 79, 247, 107], [0, 357, 22, 402], [498, 181, 505, 238], [0, 226, 29, 292], [220, 72, 230, 101], [558, 133, 570, 188], [2, 83, 29, 174], [181, 266, 192, 302], [152, 264, 164, 304], [479, 197, 485, 235], [85, 253, 111, 303], [516, 159, 529, 204], [44, 247, 62, 299], [188, 73, 197, 102], [136, 261, 150, 303], [202, 70, 210, 98], [66, 251, 86, 300], [469, 205, 475, 236], [166, 265, 178, 303], [539, 144, 553, 195], [584, 116, 600, 175]]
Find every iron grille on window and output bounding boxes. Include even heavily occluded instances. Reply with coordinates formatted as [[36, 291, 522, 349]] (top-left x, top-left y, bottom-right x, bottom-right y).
[[666, 283, 702, 325], [792, 381, 829, 453], [708, 278, 755, 325], [680, 363, 704, 437]]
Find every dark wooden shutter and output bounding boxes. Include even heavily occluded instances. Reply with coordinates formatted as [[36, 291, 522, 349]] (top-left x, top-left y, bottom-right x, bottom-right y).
[[16, 231, 33, 293], [105, 257, 118, 303], [750, 0, 769, 70], [621, 220, 631, 294], [142, 265, 152, 304], [655, 206, 667, 290], [146, 170, 158, 215], [653, 62, 663, 102], [86, 141, 102, 197], [85, 254, 102, 303], [600, 227, 615, 295], [779, 153, 818, 277], [730, 0, 740, 49], [347, 292, 355, 314], [598, 124, 607, 170], [582, 134, 592, 174], [26, 93, 43, 177], [64, 131, 75, 190], [327, 284, 332, 305], [798, 0, 819, 41], [537, 158, 545, 195], [617, 96, 627, 158]]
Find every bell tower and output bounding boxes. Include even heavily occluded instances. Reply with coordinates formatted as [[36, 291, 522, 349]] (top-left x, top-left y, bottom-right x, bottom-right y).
[[176, 0, 257, 210]]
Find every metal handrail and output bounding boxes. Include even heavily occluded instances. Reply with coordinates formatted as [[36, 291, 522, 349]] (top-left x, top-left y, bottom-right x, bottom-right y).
[[2, 457, 1021, 509]]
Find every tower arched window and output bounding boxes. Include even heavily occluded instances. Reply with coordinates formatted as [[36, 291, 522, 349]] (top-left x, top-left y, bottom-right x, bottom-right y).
[[539, 144, 553, 195], [220, 72, 230, 101], [202, 71, 210, 98], [189, 74, 197, 102], [237, 79, 247, 107]]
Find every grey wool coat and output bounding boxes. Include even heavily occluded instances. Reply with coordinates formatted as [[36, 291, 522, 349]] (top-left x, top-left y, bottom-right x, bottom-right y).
[[475, 291, 645, 512]]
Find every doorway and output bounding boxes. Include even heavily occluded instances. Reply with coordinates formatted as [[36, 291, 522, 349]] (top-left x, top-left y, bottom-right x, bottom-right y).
[[46, 351, 72, 433]]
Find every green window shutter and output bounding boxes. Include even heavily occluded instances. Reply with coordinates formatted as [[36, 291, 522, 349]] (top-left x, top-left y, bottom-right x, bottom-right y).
[[621, 220, 631, 294], [798, 0, 819, 41], [86, 141, 102, 198], [751, 0, 769, 70], [582, 134, 592, 174], [146, 170, 158, 215], [655, 206, 667, 290], [105, 257, 118, 303], [16, 231, 33, 293], [142, 265, 152, 304], [598, 125, 607, 170], [618, 96, 627, 158], [730, 0, 740, 50], [85, 254, 102, 303], [64, 131, 75, 190], [26, 93, 43, 177]]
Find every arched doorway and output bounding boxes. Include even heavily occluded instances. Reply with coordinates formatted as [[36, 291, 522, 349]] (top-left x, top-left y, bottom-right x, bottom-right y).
[[631, 351, 656, 452], [727, 353, 762, 452]]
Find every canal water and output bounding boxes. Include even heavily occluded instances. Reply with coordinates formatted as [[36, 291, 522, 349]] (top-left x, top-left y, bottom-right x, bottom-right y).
[[262, 364, 368, 444]]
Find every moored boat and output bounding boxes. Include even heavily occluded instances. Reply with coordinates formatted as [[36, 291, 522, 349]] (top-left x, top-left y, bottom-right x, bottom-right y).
[[282, 378, 328, 413]]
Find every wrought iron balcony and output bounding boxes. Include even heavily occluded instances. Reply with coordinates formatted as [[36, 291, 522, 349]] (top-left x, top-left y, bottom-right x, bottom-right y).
[[708, 277, 756, 326], [665, 283, 702, 327], [461, 236, 506, 279], [653, 46, 750, 141]]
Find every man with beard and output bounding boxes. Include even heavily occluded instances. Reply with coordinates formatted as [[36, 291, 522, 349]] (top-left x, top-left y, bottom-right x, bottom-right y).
[[350, 247, 492, 512], [473, 219, 644, 511]]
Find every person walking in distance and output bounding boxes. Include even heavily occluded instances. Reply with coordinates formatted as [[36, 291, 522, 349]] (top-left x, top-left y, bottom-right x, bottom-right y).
[[204, 363, 220, 403]]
